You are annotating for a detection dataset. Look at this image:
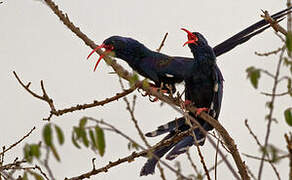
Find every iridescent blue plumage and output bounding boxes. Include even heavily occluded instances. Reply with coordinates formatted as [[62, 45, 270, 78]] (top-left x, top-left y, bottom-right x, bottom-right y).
[[140, 32, 221, 176]]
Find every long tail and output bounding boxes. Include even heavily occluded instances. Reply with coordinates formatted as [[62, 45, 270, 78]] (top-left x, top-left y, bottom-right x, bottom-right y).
[[140, 133, 176, 176], [213, 7, 291, 57], [141, 116, 207, 176]]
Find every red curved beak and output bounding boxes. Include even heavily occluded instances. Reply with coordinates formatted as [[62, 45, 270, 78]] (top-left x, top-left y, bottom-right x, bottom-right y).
[[181, 28, 198, 46], [87, 44, 113, 71]]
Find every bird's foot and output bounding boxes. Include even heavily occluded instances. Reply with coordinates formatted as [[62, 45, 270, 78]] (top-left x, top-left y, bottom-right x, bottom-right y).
[[196, 107, 209, 116], [184, 100, 192, 107], [181, 99, 192, 109]]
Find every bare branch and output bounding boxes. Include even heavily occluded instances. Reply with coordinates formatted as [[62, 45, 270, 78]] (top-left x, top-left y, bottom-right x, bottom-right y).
[[284, 133, 292, 179], [255, 46, 285, 56], [261, 10, 288, 35], [157, 33, 168, 52], [258, 48, 285, 180], [14, 71, 137, 120], [0, 127, 35, 156]]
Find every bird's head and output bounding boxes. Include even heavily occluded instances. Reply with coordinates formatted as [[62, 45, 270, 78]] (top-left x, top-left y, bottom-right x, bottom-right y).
[[181, 28, 208, 47], [87, 36, 141, 71]]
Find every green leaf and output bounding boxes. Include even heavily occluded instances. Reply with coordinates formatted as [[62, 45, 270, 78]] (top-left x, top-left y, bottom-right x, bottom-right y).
[[129, 73, 139, 87], [71, 131, 81, 149], [79, 117, 88, 128], [49, 145, 60, 162], [286, 32, 292, 53], [80, 128, 89, 147], [284, 108, 292, 126], [23, 144, 33, 163], [89, 129, 97, 150], [30, 144, 41, 159], [95, 126, 105, 156], [23, 172, 28, 180], [127, 142, 139, 150], [30, 172, 44, 180], [43, 124, 53, 147], [74, 127, 82, 138], [246, 67, 261, 89], [54, 124, 65, 145]]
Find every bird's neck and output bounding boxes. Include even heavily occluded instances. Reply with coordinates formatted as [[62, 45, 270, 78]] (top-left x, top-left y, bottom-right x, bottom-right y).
[[117, 44, 152, 66], [191, 45, 216, 64]]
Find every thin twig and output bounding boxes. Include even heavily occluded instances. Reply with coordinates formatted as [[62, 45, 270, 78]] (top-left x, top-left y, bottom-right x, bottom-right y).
[[157, 33, 168, 52], [261, 91, 291, 97], [255, 47, 285, 56], [0, 127, 35, 156], [186, 149, 200, 176], [14, 71, 137, 120], [284, 133, 292, 180], [258, 48, 285, 180]]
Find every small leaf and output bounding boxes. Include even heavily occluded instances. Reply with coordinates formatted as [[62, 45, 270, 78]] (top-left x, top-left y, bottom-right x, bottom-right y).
[[30, 144, 41, 159], [95, 126, 105, 156], [246, 67, 261, 89], [54, 124, 65, 145], [284, 108, 292, 126], [74, 127, 82, 138], [71, 131, 81, 149], [80, 128, 89, 147], [142, 79, 150, 89], [127, 142, 139, 150], [24, 144, 33, 163], [79, 117, 88, 128], [30, 172, 44, 180], [286, 32, 292, 53], [129, 73, 139, 87], [23, 172, 28, 180], [89, 129, 97, 150], [50, 145, 60, 162], [43, 124, 53, 147]]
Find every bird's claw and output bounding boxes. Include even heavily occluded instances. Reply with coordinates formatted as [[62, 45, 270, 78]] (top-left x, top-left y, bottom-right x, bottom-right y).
[[137, 88, 148, 97], [149, 96, 158, 102]]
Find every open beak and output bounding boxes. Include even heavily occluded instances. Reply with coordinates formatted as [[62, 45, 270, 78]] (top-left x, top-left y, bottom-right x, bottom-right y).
[[181, 28, 198, 46], [87, 44, 113, 71]]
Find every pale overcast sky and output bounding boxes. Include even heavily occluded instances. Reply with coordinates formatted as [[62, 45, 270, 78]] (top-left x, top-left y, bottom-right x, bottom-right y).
[[1, 0, 291, 179]]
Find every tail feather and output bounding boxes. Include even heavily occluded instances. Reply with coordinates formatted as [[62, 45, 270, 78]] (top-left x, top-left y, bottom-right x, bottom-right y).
[[145, 117, 186, 137], [166, 128, 206, 160], [140, 133, 176, 176], [213, 7, 291, 57]]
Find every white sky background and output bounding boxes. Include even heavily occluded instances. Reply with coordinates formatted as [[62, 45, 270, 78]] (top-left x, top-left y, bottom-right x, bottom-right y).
[[1, 0, 291, 179]]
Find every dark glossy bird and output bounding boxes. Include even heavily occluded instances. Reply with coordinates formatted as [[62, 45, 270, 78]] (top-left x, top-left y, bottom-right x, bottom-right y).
[[87, 36, 195, 93], [140, 7, 292, 176], [87, 7, 291, 93], [140, 30, 222, 176]]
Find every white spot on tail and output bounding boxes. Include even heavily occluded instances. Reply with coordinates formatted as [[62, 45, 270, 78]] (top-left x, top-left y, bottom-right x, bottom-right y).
[[178, 146, 189, 153], [165, 73, 174, 78], [197, 137, 205, 144], [214, 83, 219, 92], [210, 102, 214, 110], [163, 124, 169, 129], [151, 131, 157, 137]]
